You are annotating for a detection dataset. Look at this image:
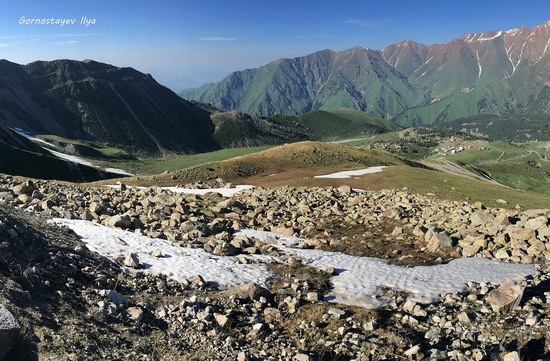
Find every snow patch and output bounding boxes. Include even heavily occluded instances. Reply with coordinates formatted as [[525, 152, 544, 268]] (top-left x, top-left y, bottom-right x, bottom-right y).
[[476, 51, 482, 78], [537, 37, 550, 63], [313, 166, 386, 179], [54, 219, 271, 288], [53, 220, 537, 309], [9, 128, 133, 176], [105, 184, 254, 197], [162, 185, 255, 196], [238, 230, 537, 308], [465, 31, 503, 42]]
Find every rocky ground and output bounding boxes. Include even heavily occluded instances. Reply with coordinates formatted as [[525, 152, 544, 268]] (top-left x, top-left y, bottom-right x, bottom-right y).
[[0, 174, 549, 360]]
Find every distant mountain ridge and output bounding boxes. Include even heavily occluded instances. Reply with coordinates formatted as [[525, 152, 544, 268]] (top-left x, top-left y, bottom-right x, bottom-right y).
[[182, 20, 550, 126], [3, 59, 377, 158], [0, 59, 218, 154], [182, 47, 426, 119]]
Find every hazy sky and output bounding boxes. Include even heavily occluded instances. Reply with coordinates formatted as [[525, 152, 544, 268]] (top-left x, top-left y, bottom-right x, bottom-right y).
[[1, 0, 550, 91]]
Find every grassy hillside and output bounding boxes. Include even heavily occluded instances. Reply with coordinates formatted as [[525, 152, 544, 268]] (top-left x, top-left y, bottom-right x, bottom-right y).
[[93, 141, 550, 210], [445, 113, 550, 141], [438, 141, 550, 196], [210, 111, 309, 148], [92, 145, 275, 176], [36, 134, 134, 160], [257, 108, 401, 142], [97, 142, 404, 185], [344, 127, 483, 160], [328, 109, 401, 130]]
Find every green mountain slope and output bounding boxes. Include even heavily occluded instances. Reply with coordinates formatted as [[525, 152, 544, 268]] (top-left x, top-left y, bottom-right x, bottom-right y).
[[182, 20, 550, 132], [445, 113, 550, 141], [210, 111, 309, 148], [293, 109, 400, 140], [246, 108, 401, 141], [181, 47, 427, 118]]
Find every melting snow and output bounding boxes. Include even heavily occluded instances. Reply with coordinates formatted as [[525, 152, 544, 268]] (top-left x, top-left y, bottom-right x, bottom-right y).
[[105, 185, 254, 197], [465, 31, 503, 42], [54, 219, 271, 288], [162, 185, 254, 196], [537, 37, 550, 63], [476, 50, 482, 78], [9, 128, 133, 176], [313, 166, 386, 179], [238, 230, 537, 308], [53, 219, 538, 309]]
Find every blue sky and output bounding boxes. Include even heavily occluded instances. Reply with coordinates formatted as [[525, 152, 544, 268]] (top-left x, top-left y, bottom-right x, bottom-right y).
[[1, 0, 550, 90]]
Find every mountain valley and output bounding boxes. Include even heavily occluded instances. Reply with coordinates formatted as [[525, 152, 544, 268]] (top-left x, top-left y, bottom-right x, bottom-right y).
[[1, 13, 550, 361]]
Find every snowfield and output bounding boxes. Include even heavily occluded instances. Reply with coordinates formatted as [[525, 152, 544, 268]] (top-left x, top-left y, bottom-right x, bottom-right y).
[[54, 219, 271, 288], [238, 230, 536, 307], [314, 166, 387, 179], [10, 128, 133, 176], [105, 185, 255, 197], [55, 220, 537, 309]]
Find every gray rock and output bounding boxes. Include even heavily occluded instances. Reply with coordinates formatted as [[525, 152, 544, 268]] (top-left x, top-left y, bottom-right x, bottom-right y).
[[486, 281, 524, 313], [294, 354, 311, 361], [327, 307, 346, 319], [457, 311, 471, 324], [306, 292, 319, 301], [189, 274, 207, 288], [105, 214, 132, 229], [402, 299, 417, 314], [470, 211, 495, 226], [10, 181, 34, 195], [502, 351, 520, 361], [214, 313, 230, 327], [525, 216, 548, 230], [151, 249, 163, 258], [0, 305, 20, 361], [404, 344, 422, 358], [123, 253, 141, 269], [391, 226, 403, 236], [89, 201, 106, 215], [427, 232, 453, 253], [462, 244, 481, 257], [101, 290, 128, 306], [252, 323, 265, 332], [127, 307, 144, 322]]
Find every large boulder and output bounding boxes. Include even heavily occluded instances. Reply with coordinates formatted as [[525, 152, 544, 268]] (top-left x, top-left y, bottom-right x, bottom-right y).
[[426, 232, 453, 253], [524, 216, 548, 231], [10, 181, 35, 196], [0, 305, 20, 360], [486, 281, 524, 313], [104, 215, 132, 229]]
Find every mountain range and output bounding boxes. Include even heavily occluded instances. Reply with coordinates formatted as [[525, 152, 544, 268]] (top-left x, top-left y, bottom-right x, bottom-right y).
[[0, 59, 317, 160], [0, 59, 217, 154], [181, 20, 550, 126]]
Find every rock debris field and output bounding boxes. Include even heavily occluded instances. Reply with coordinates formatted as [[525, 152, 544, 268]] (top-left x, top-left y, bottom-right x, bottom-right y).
[[0, 174, 549, 360]]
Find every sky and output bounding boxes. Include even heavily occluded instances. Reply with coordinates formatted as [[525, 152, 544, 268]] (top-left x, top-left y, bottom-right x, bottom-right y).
[[1, 0, 550, 91]]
